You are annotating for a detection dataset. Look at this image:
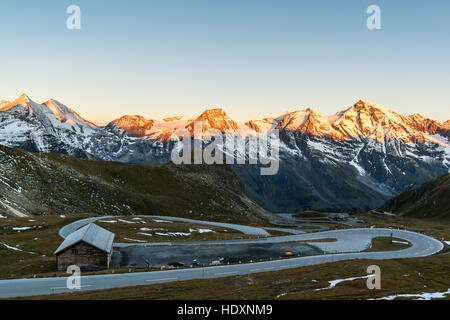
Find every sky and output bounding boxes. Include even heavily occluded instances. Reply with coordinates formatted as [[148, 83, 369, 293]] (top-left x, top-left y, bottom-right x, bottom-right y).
[[0, 0, 449, 123]]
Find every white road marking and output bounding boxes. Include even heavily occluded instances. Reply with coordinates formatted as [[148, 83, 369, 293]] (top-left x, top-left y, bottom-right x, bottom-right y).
[[216, 271, 238, 276], [51, 285, 92, 290], [146, 278, 178, 282]]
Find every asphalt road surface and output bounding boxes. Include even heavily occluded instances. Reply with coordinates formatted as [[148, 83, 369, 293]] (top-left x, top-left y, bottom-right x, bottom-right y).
[[0, 226, 443, 298], [111, 242, 322, 268]]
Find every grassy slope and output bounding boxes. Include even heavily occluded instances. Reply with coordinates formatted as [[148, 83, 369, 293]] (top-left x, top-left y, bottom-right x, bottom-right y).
[[354, 212, 450, 241], [0, 145, 271, 224], [379, 173, 450, 219], [0, 215, 271, 280], [0, 214, 86, 279], [94, 218, 261, 243], [363, 237, 411, 252]]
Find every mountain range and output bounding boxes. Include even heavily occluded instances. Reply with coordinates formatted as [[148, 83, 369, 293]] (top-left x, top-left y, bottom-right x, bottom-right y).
[[0, 93, 449, 213]]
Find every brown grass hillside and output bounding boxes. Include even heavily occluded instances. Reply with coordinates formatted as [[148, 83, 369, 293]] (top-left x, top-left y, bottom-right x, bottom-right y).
[[379, 173, 450, 219]]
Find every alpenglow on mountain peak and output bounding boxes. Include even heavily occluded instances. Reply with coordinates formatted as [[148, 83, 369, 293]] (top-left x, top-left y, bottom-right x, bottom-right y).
[[185, 107, 240, 133], [0, 93, 32, 111], [0, 93, 448, 213], [0, 93, 448, 145]]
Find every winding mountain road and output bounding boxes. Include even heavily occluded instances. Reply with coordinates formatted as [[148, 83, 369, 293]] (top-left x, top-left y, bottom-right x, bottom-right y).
[[0, 217, 444, 299], [58, 215, 271, 239]]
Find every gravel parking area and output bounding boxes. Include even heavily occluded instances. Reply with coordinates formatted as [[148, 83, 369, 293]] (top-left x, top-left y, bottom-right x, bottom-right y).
[[111, 242, 322, 267]]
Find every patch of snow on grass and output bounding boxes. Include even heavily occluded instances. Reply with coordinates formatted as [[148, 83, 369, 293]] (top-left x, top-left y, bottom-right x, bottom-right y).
[[140, 227, 164, 231], [137, 232, 153, 237], [153, 219, 173, 223], [190, 228, 215, 234], [374, 289, 450, 300], [315, 275, 371, 291], [155, 232, 191, 237], [1, 242, 37, 254], [197, 228, 214, 233], [123, 238, 147, 243], [12, 227, 32, 231], [118, 219, 137, 224], [392, 240, 409, 245]]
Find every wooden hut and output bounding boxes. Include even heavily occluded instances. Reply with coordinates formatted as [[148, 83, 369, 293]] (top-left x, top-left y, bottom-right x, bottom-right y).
[[54, 223, 115, 271]]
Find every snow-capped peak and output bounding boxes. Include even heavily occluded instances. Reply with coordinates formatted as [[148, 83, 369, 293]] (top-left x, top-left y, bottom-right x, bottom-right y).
[[43, 99, 97, 128], [443, 120, 450, 129], [1, 93, 34, 112], [0, 94, 448, 148], [243, 100, 449, 145], [1, 94, 95, 129], [185, 108, 241, 134], [0, 100, 10, 109], [245, 110, 291, 133], [16, 93, 31, 103], [108, 115, 155, 137]]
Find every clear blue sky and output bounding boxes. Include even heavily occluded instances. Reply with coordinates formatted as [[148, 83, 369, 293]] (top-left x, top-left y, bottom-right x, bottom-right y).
[[1, 0, 449, 122]]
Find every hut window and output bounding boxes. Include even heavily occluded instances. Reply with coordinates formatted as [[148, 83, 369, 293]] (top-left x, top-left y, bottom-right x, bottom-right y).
[[87, 248, 93, 254], [72, 248, 78, 255]]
